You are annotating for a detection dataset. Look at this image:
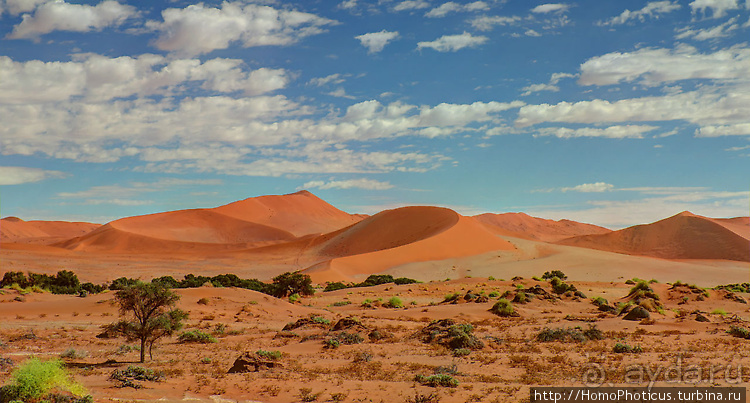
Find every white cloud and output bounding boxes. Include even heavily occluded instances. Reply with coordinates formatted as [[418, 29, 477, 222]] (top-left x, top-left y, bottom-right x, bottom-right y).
[[147, 2, 336, 56], [528, 187, 749, 228], [695, 123, 750, 136], [300, 178, 394, 190], [689, 0, 740, 18], [338, 0, 357, 10], [355, 30, 399, 53], [536, 125, 659, 138], [417, 32, 488, 52], [550, 72, 576, 84], [0, 166, 66, 185], [598, 1, 681, 26], [561, 182, 615, 193], [57, 178, 222, 205], [327, 88, 357, 99], [3, 0, 47, 15], [470, 15, 520, 31], [307, 73, 346, 87], [425, 1, 488, 17], [521, 83, 558, 96], [675, 17, 740, 40], [393, 0, 430, 11], [8, 0, 137, 39], [531, 3, 570, 13], [0, 54, 290, 104], [524, 29, 541, 37], [578, 45, 750, 86]]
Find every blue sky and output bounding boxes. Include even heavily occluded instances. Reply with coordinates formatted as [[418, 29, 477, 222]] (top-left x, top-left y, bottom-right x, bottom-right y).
[[0, 0, 748, 228]]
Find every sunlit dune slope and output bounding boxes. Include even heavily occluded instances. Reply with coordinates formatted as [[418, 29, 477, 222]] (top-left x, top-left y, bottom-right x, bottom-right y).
[[0, 216, 100, 244], [557, 211, 750, 262], [302, 206, 516, 282], [474, 212, 611, 242]]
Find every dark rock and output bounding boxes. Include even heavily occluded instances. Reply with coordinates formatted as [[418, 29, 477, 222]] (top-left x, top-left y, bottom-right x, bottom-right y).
[[695, 313, 710, 322], [227, 352, 282, 373], [623, 306, 650, 321]]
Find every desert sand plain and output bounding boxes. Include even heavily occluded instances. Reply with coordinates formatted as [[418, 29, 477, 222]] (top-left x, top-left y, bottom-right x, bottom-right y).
[[1, 190, 749, 402]]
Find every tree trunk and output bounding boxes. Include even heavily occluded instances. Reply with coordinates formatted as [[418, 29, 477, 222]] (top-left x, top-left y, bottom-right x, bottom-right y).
[[140, 338, 146, 363]]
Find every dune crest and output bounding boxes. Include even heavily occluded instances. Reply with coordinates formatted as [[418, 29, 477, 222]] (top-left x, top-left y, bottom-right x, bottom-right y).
[[0, 217, 100, 245], [557, 212, 750, 262], [474, 212, 611, 242]]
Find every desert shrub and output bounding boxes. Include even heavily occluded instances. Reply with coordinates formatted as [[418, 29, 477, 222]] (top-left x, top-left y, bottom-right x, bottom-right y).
[[109, 277, 140, 291], [592, 297, 608, 307], [444, 324, 483, 350], [109, 366, 164, 388], [489, 299, 516, 317], [542, 270, 567, 280], [269, 271, 314, 298], [298, 387, 322, 402], [532, 276, 542, 281], [488, 291, 499, 298], [728, 326, 750, 339], [414, 374, 459, 387], [60, 348, 87, 360], [406, 391, 441, 403], [197, 297, 210, 305], [628, 281, 659, 299], [332, 300, 351, 307], [288, 293, 300, 303], [453, 348, 471, 357], [512, 291, 531, 304], [537, 325, 602, 343], [324, 282, 350, 292], [550, 277, 576, 294], [323, 338, 340, 349], [711, 308, 727, 316], [0, 358, 88, 402], [359, 274, 394, 287], [394, 277, 419, 285], [613, 343, 642, 354], [256, 350, 282, 360], [334, 332, 364, 345], [442, 293, 461, 303], [311, 316, 330, 325], [151, 276, 180, 288], [177, 330, 216, 344], [384, 296, 403, 308]]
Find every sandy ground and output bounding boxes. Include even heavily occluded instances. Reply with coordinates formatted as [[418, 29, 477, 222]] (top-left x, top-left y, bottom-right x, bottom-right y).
[[2, 277, 750, 403]]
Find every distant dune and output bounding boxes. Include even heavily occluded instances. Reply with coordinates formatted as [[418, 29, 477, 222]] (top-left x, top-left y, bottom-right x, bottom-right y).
[[302, 206, 516, 282], [557, 211, 750, 262], [0, 217, 100, 245], [474, 212, 611, 242]]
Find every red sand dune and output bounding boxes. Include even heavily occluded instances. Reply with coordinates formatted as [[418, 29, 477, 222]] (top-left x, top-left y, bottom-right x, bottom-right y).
[[0, 216, 100, 244], [56, 190, 363, 253], [302, 206, 517, 282], [557, 211, 750, 262], [213, 190, 364, 237], [474, 212, 611, 242]]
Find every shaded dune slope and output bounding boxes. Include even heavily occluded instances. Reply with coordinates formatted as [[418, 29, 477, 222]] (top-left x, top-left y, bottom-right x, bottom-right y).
[[558, 212, 750, 262], [474, 212, 611, 242], [302, 206, 517, 282]]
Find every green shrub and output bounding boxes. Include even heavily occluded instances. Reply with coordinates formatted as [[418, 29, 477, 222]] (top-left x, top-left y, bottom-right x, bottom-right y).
[[384, 296, 403, 308], [1, 358, 88, 401], [542, 270, 567, 280], [613, 342, 642, 353], [415, 374, 459, 387], [288, 293, 300, 303], [177, 330, 217, 344], [256, 350, 282, 360], [324, 282, 350, 292], [334, 332, 364, 345], [394, 277, 419, 285], [728, 326, 750, 339], [109, 366, 164, 388], [488, 291, 499, 298], [311, 316, 330, 324], [323, 338, 340, 349], [332, 300, 352, 307], [711, 308, 727, 316], [452, 348, 471, 357], [60, 348, 87, 360], [489, 299, 515, 317], [442, 293, 461, 303], [537, 325, 603, 343], [592, 297, 608, 307]]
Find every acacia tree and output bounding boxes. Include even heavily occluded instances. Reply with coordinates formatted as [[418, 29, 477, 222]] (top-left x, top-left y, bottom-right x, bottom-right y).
[[107, 282, 187, 362]]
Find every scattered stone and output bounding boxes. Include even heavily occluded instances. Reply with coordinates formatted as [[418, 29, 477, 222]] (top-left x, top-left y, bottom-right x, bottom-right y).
[[228, 352, 283, 373]]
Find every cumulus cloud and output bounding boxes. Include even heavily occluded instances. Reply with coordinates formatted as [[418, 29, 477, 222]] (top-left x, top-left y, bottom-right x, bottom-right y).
[[0, 54, 290, 104], [355, 30, 399, 53], [393, 0, 430, 11], [470, 15, 520, 30], [676, 17, 740, 40], [2, 0, 47, 15], [561, 182, 615, 192], [689, 0, 740, 18], [521, 72, 576, 96], [695, 123, 750, 136], [417, 32, 488, 52], [531, 3, 569, 13], [307, 73, 346, 87], [57, 178, 221, 205], [147, 2, 336, 56], [425, 1, 488, 18], [0, 166, 66, 185], [578, 45, 750, 86], [598, 1, 681, 26], [300, 178, 394, 190], [536, 125, 659, 138], [8, 0, 137, 39]]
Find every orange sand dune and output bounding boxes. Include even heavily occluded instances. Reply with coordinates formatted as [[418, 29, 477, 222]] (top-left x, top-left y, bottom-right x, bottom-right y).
[[710, 216, 750, 240], [474, 212, 611, 242], [0, 216, 100, 245], [557, 211, 750, 262], [213, 190, 364, 237], [302, 207, 516, 282]]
